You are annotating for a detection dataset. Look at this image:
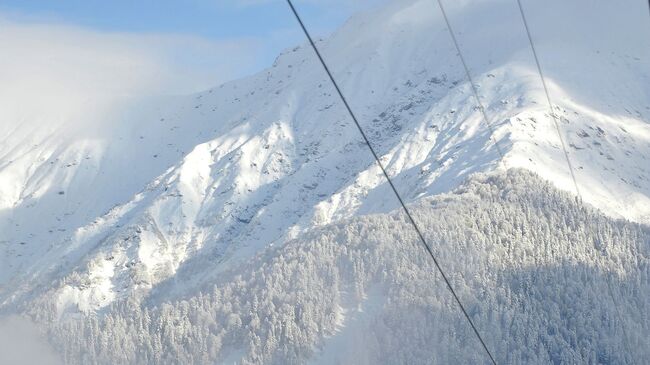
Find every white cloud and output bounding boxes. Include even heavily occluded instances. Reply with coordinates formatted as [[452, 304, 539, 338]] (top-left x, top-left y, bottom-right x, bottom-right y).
[[0, 16, 261, 131], [0, 316, 62, 365]]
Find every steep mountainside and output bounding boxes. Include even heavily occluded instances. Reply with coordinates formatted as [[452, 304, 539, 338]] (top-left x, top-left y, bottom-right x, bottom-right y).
[[1, 0, 649, 324], [38, 170, 650, 364]]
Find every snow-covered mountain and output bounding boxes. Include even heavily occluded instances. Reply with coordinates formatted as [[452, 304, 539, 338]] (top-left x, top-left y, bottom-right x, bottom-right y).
[[0, 0, 649, 362], [43, 169, 650, 364]]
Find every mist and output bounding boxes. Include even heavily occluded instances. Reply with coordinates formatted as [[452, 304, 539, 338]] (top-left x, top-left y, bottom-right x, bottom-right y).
[[0, 316, 62, 365], [0, 16, 260, 134]]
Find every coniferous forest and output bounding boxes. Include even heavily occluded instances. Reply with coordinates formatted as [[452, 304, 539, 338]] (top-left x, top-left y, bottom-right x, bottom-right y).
[[25, 170, 649, 364]]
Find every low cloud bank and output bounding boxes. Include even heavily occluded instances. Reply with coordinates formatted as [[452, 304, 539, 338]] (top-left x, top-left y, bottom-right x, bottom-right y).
[[0, 316, 62, 365], [0, 16, 260, 133]]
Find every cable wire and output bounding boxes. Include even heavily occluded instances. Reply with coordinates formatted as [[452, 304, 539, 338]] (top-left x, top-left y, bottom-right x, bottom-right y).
[[285, 1, 498, 364], [515, 0, 582, 200], [517, 1, 636, 362], [435, 0, 506, 162]]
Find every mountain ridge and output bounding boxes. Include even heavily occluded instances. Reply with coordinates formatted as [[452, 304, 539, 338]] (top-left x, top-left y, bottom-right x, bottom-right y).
[[1, 0, 649, 319]]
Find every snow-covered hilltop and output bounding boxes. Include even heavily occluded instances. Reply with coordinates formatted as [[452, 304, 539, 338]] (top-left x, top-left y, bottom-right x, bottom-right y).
[[39, 170, 650, 364], [0, 0, 649, 349]]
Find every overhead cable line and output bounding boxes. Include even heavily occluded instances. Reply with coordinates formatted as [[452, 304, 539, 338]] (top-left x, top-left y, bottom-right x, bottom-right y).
[[515, 0, 582, 200], [285, 1, 498, 364], [516, 1, 636, 362], [435, 0, 506, 162]]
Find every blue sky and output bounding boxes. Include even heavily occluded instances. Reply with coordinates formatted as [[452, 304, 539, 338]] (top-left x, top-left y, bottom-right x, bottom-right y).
[[0, 0, 386, 89], [0, 0, 352, 38]]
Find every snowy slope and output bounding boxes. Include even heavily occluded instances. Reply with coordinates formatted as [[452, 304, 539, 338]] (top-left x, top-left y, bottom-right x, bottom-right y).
[[1, 0, 649, 319], [43, 170, 650, 364]]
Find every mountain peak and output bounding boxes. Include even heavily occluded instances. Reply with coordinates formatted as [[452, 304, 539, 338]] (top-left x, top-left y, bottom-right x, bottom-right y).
[[1, 0, 649, 317]]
